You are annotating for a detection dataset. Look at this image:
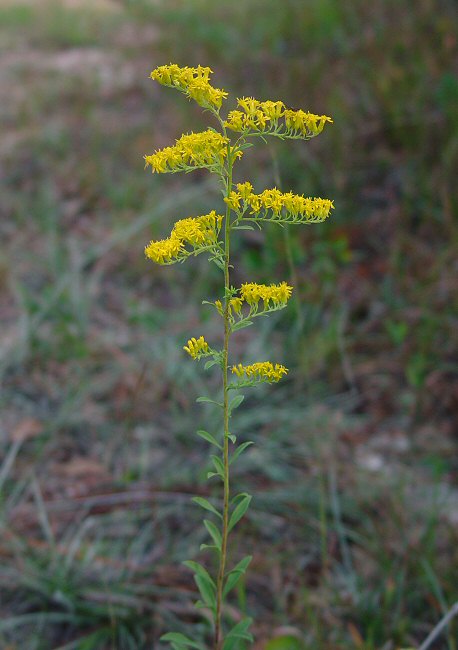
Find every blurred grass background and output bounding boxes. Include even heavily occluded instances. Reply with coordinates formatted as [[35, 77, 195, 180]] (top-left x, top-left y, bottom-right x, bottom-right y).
[[0, 0, 457, 648]]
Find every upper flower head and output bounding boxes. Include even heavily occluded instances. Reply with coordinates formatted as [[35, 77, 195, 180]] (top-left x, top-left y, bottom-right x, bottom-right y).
[[151, 64, 228, 110]]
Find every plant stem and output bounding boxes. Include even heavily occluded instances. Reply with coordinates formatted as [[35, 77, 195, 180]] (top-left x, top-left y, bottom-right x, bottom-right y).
[[214, 147, 233, 650]]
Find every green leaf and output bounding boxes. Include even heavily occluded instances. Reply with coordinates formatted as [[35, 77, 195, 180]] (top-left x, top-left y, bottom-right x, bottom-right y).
[[231, 320, 253, 331], [211, 257, 225, 271], [160, 632, 204, 649], [196, 396, 223, 407], [204, 359, 218, 370], [229, 394, 244, 413], [192, 497, 222, 519], [223, 618, 254, 650], [204, 519, 222, 550], [183, 561, 216, 589], [200, 543, 218, 552], [233, 225, 254, 230], [194, 574, 216, 608], [228, 433, 236, 443], [228, 555, 252, 576], [210, 455, 224, 477], [206, 471, 220, 480], [264, 636, 306, 650], [231, 491, 250, 505], [223, 555, 252, 598], [196, 429, 222, 449], [228, 494, 252, 532], [230, 441, 254, 465]]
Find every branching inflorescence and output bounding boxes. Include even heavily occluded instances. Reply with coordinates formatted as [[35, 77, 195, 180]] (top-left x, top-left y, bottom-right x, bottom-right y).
[[144, 64, 334, 650]]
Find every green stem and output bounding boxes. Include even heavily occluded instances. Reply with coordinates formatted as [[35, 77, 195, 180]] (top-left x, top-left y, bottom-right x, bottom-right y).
[[214, 145, 233, 650]]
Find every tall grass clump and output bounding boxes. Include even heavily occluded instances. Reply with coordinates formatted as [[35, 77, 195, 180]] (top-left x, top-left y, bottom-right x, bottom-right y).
[[143, 64, 333, 649]]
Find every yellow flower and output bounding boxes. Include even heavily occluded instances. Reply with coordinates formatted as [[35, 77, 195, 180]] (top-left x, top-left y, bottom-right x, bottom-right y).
[[144, 130, 232, 174], [260, 100, 285, 120], [145, 211, 223, 265], [229, 297, 243, 314], [172, 217, 208, 245], [259, 188, 284, 214], [283, 109, 333, 136], [144, 233, 183, 264], [183, 336, 210, 359], [150, 64, 228, 110], [240, 282, 293, 307], [246, 193, 263, 214], [240, 187, 334, 222], [224, 110, 247, 132], [237, 97, 261, 116], [224, 191, 242, 211], [232, 362, 288, 382], [236, 182, 253, 200]]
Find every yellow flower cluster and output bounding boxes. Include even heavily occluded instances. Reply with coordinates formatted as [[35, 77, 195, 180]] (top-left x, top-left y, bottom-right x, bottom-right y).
[[144, 130, 233, 174], [225, 184, 334, 222], [151, 64, 228, 110], [184, 336, 210, 359], [240, 282, 293, 307], [232, 362, 288, 382], [145, 211, 223, 264], [224, 97, 332, 138]]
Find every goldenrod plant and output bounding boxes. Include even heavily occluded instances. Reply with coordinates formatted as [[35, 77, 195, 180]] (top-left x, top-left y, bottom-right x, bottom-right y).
[[144, 64, 334, 650]]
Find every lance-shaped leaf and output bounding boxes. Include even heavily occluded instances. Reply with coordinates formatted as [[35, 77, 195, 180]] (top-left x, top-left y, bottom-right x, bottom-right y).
[[192, 496, 222, 519], [222, 618, 254, 650], [196, 429, 222, 449], [228, 394, 244, 414], [210, 455, 225, 478], [229, 441, 254, 465], [223, 555, 252, 598], [196, 396, 223, 407], [228, 494, 252, 532], [203, 519, 222, 550], [160, 632, 205, 649]]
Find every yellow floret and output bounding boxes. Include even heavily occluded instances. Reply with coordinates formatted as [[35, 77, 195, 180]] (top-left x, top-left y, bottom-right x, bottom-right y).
[[232, 362, 288, 383], [150, 64, 228, 110], [144, 233, 183, 264], [229, 297, 243, 314], [260, 100, 285, 120], [236, 182, 253, 200], [240, 282, 293, 307], [144, 211, 223, 265], [224, 191, 242, 211], [224, 110, 247, 132], [183, 335, 210, 359], [144, 130, 232, 174]]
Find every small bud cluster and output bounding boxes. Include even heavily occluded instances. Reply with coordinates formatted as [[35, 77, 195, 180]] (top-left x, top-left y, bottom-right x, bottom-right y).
[[183, 336, 210, 359], [151, 64, 228, 110], [225, 97, 332, 139]]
